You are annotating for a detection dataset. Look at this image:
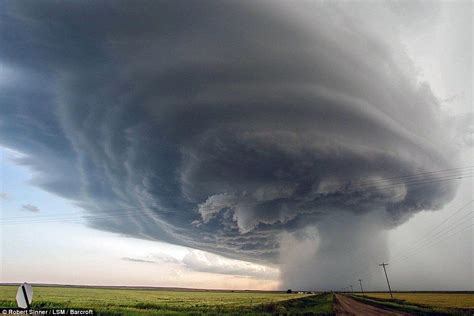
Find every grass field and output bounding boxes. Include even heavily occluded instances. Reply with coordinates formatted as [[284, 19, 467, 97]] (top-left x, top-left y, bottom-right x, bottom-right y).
[[0, 285, 318, 315], [358, 292, 474, 309], [1, 285, 472, 315]]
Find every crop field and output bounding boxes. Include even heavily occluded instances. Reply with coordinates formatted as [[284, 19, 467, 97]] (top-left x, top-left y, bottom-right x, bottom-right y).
[[2, 285, 472, 315], [0, 285, 328, 315], [359, 292, 474, 309]]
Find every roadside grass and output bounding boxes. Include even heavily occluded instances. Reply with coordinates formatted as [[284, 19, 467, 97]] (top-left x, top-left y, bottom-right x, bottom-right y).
[[349, 294, 473, 315], [260, 292, 334, 315]]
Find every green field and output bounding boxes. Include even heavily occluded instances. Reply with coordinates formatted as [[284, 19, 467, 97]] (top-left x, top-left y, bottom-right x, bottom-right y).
[[352, 292, 474, 315], [0, 285, 333, 315], [359, 292, 474, 309], [2, 285, 472, 315]]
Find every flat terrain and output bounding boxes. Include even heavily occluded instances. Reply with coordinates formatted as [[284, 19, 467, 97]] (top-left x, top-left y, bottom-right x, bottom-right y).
[[334, 294, 410, 316], [1, 285, 472, 315], [359, 292, 474, 309], [0, 285, 319, 315]]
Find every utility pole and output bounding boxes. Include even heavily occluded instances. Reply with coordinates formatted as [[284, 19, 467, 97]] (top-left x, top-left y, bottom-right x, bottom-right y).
[[350, 285, 353, 293], [358, 279, 365, 297], [379, 262, 393, 298]]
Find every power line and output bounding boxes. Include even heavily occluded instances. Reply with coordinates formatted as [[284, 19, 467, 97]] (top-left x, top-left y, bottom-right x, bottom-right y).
[[392, 229, 472, 268], [318, 173, 472, 196], [0, 207, 156, 225], [388, 200, 473, 257], [390, 213, 473, 263], [2, 175, 470, 226], [351, 204, 472, 293], [388, 200, 473, 262], [1, 206, 147, 221], [365, 165, 471, 180], [329, 172, 472, 193], [347, 199, 472, 273], [320, 166, 473, 192], [389, 211, 473, 262], [322, 166, 472, 190], [390, 221, 473, 265]]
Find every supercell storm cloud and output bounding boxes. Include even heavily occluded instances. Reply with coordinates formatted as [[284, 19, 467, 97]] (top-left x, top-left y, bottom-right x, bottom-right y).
[[0, 1, 458, 287]]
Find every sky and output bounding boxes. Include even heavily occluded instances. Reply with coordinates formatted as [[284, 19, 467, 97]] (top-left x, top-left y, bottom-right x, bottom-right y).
[[0, 1, 472, 291]]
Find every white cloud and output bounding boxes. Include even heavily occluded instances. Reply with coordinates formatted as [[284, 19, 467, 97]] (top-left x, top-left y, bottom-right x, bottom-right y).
[[21, 204, 40, 212], [181, 250, 278, 280], [122, 257, 156, 264], [124, 250, 278, 280]]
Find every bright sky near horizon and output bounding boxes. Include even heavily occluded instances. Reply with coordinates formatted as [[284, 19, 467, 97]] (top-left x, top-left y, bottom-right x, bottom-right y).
[[0, 1, 472, 291]]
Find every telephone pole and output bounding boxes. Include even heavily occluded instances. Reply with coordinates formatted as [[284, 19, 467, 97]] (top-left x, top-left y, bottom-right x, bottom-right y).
[[350, 285, 353, 293], [358, 279, 365, 297], [379, 262, 393, 298]]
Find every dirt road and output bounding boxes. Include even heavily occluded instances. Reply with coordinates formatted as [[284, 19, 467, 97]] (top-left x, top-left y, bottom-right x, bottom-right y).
[[334, 294, 412, 316]]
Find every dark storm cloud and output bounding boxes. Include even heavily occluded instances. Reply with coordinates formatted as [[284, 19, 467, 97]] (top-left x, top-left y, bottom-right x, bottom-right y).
[[0, 0, 457, 269]]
